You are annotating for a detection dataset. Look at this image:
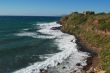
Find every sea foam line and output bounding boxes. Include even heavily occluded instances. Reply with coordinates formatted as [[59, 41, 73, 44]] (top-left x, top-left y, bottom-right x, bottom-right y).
[[14, 22, 89, 73]]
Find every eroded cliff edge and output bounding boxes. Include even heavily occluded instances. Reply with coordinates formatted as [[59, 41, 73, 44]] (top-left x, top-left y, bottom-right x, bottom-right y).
[[59, 11, 110, 73]]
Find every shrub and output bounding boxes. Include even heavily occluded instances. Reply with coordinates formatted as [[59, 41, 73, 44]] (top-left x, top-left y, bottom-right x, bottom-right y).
[[99, 19, 110, 31]]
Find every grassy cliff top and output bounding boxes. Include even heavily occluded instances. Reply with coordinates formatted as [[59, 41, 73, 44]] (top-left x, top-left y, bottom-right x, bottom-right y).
[[60, 11, 110, 73]]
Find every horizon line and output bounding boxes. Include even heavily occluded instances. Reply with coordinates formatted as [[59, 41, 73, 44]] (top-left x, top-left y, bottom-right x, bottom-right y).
[[0, 14, 64, 16]]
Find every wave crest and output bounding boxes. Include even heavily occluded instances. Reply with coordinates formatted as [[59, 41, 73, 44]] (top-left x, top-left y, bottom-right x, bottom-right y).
[[14, 22, 89, 73]]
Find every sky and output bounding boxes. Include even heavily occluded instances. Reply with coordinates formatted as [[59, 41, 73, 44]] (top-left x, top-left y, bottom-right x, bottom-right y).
[[0, 0, 109, 16]]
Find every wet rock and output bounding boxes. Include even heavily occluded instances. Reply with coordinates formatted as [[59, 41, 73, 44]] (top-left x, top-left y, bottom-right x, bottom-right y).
[[57, 62, 60, 65], [40, 69, 48, 73], [62, 66, 66, 69], [51, 27, 61, 30], [76, 63, 81, 66]]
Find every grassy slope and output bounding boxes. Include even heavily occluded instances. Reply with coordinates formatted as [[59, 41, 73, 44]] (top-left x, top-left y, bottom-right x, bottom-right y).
[[59, 12, 110, 73]]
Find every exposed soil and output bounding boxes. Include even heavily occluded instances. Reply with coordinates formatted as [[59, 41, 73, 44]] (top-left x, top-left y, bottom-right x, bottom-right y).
[[73, 33, 103, 73]]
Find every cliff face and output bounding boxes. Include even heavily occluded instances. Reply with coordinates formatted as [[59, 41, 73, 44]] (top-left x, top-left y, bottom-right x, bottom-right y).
[[59, 12, 110, 73]]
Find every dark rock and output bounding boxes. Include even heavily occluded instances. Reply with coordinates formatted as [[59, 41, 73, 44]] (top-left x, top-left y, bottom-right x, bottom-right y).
[[57, 62, 60, 65], [51, 26, 61, 30], [76, 63, 81, 66], [71, 40, 73, 42], [66, 62, 69, 63], [40, 69, 48, 73], [62, 66, 66, 69]]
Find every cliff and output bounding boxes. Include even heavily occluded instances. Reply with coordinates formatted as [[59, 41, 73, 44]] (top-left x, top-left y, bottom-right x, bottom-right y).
[[59, 11, 110, 73]]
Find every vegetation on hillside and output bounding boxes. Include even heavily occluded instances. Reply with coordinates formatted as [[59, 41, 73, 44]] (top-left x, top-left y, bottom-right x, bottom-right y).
[[60, 11, 110, 73]]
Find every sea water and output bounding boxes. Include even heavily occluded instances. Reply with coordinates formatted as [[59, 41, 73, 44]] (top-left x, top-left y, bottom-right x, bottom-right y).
[[0, 16, 89, 73], [0, 16, 60, 73]]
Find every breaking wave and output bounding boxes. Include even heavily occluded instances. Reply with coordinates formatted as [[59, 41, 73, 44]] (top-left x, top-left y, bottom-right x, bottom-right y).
[[14, 22, 89, 73]]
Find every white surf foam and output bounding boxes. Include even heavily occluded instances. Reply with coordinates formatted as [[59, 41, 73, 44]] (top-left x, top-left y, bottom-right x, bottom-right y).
[[14, 22, 89, 73], [15, 31, 38, 38], [22, 28, 29, 31]]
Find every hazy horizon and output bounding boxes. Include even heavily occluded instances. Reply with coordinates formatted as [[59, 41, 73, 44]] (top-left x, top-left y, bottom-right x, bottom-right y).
[[0, 0, 109, 16]]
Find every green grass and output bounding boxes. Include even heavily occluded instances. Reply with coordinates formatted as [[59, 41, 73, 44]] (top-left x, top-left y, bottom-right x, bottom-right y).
[[75, 28, 110, 73], [60, 12, 110, 73]]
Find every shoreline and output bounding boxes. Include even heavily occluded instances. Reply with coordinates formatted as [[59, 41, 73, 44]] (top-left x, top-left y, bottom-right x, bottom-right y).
[[60, 27, 104, 73], [60, 28, 102, 73], [59, 11, 110, 73], [14, 22, 89, 73], [41, 24, 97, 73], [72, 33, 99, 73]]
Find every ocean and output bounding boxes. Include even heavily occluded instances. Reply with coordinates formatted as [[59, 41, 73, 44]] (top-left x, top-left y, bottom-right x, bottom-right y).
[[0, 16, 89, 73], [0, 16, 60, 73]]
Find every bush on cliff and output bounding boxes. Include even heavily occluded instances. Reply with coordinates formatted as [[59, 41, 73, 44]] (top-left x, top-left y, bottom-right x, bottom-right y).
[[60, 11, 110, 73]]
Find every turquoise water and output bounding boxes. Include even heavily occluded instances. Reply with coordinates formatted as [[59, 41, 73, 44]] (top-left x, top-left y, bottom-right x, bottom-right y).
[[0, 16, 60, 73]]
